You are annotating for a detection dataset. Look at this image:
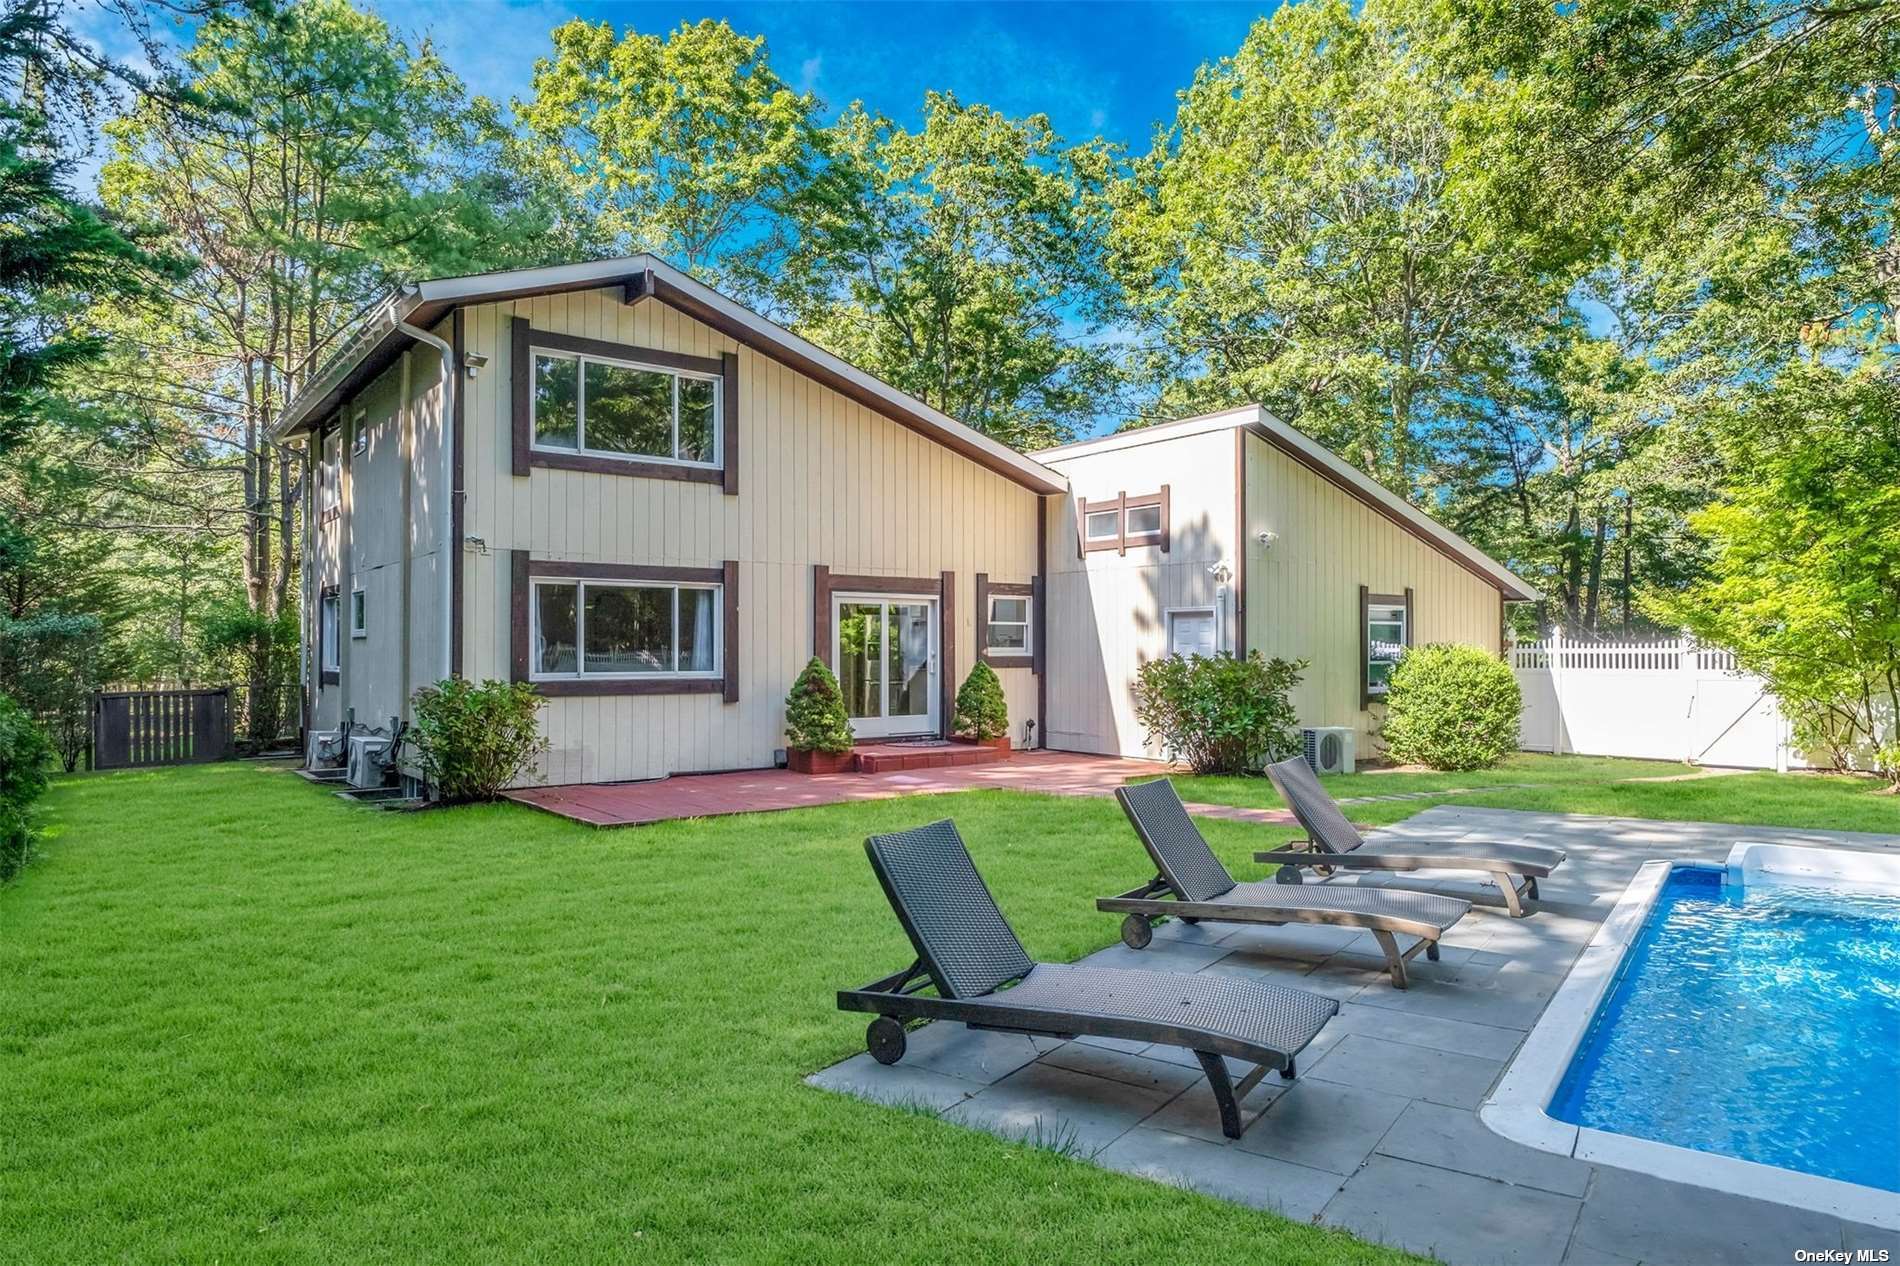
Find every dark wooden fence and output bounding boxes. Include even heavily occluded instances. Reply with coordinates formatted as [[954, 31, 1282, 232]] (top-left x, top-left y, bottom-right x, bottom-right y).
[[91, 687, 233, 770]]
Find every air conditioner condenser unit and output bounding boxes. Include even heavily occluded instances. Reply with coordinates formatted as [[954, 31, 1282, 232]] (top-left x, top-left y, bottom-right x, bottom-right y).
[[1301, 726, 1355, 775], [307, 728, 347, 768], [346, 735, 394, 789]]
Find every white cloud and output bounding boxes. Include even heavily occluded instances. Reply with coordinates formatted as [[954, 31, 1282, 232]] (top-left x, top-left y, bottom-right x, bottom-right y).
[[798, 55, 823, 96]]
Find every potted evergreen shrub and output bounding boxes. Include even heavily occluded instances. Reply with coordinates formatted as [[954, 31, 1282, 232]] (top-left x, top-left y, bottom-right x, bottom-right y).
[[784, 657, 855, 773], [952, 662, 1011, 751]]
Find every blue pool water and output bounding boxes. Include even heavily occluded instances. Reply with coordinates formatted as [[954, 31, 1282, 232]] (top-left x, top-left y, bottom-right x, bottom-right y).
[[1551, 865, 1900, 1193]]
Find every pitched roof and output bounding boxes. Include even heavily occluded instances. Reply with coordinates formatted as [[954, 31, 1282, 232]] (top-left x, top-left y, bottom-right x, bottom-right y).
[[1035, 406, 1539, 601], [271, 255, 1067, 495]]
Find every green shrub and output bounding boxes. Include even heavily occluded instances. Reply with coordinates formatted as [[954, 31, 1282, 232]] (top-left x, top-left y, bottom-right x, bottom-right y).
[[784, 657, 853, 754], [0, 692, 51, 880], [1132, 651, 1305, 774], [952, 661, 1009, 741], [0, 613, 102, 772], [409, 679, 548, 803], [1380, 643, 1522, 771]]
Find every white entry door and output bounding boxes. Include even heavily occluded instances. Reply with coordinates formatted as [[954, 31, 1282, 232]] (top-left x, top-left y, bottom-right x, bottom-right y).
[[833, 595, 938, 738]]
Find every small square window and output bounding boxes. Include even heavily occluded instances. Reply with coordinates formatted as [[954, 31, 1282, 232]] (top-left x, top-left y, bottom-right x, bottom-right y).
[[1085, 510, 1120, 540], [986, 595, 1031, 655], [350, 589, 367, 638]]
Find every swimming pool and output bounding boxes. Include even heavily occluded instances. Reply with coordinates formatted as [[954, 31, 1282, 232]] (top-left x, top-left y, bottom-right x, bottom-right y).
[[1484, 843, 1900, 1230]]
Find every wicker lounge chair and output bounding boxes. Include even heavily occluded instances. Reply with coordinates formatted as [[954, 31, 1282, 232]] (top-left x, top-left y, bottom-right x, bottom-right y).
[[837, 820, 1338, 1140], [1258, 756, 1566, 917], [1103, 780, 1470, 989]]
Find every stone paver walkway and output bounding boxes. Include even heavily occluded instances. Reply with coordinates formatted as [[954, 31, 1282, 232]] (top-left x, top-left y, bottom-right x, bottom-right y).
[[811, 806, 1900, 1266]]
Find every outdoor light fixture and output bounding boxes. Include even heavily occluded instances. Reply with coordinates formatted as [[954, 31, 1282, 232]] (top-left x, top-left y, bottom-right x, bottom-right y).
[[462, 351, 489, 379]]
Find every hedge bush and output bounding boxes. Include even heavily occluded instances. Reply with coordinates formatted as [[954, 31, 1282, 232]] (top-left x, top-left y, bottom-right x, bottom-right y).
[[1380, 643, 1521, 771], [1132, 651, 1305, 774], [952, 662, 1009, 741], [409, 679, 548, 803], [0, 691, 51, 881], [784, 657, 853, 754]]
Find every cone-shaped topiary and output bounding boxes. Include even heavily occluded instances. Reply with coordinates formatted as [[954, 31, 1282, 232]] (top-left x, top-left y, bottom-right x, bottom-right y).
[[952, 661, 1009, 742], [784, 657, 854, 754]]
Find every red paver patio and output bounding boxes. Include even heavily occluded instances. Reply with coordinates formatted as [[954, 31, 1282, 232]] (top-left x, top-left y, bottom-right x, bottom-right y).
[[502, 749, 1299, 828]]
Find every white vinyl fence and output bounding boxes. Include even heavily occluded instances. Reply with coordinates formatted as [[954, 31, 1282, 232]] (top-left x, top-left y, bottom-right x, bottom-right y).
[[1510, 633, 1800, 770]]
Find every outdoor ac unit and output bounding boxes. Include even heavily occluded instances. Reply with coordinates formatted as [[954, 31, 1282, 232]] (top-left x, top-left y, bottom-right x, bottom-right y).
[[307, 728, 347, 768], [1302, 726, 1356, 775], [346, 735, 393, 789]]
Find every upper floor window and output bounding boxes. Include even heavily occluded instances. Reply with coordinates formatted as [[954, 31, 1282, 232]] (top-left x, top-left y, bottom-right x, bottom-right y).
[[532, 578, 722, 680], [1079, 486, 1169, 555], [319, 589, 340, 672], [319, 430, 340, 519], [350, 588, 367, 638], [531, 350, 719, 468], [351, 406, 368, 456]]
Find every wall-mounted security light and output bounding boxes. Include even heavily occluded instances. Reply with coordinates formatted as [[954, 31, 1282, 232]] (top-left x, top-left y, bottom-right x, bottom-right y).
[[463, 352, 489, 379], [1256, 530, 1279, 549]]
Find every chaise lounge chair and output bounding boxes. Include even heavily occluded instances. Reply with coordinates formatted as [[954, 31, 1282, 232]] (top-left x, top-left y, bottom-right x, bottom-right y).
[[1103, 780, 1471, 989], [1257, 756, 1566, 918], [837, 820, 1338, 1140]]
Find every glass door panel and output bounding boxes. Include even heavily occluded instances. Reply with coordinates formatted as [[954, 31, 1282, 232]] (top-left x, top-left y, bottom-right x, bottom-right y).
[[832, 596, 938, 737], [836, 602, 884, 722], [886, 603, 932, 723]]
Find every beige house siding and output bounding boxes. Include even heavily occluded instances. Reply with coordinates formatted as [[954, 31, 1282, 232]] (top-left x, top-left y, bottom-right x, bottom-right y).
[[305, 338, 449, 736], [453, 285, 1041, 784], [1038, 429, 1239, 758], [1242, 430, 1504, 751]]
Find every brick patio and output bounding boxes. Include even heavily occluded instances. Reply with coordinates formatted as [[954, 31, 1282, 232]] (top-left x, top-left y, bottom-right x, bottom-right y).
[[810, 806, 1900, 1266], [503, 749, 1215, 827]]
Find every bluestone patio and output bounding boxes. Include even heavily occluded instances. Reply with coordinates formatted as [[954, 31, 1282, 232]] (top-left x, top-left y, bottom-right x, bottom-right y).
[[811, 804, 1900, 1266]]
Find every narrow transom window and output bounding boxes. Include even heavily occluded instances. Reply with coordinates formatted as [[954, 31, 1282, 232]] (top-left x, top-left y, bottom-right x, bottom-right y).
[[531, 349, 720, 467], [1126, 504, 1162, 537], [532, 579, 722, 679], [1085, 510, 1120, 540]]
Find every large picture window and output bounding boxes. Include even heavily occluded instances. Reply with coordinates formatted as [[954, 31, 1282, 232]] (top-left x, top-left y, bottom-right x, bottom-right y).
[[531, 349, 720, 468], [532, 578, 721, 680]]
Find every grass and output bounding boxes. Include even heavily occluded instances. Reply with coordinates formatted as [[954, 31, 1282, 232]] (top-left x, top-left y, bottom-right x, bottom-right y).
[[1163, 753, 1900, 839], [0, 763, 1413, 1264]]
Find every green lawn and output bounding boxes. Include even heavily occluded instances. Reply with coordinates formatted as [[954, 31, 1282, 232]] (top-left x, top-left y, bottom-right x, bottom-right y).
[[1162, 753, 1899, 840], [0, 764, 1412, 1264]]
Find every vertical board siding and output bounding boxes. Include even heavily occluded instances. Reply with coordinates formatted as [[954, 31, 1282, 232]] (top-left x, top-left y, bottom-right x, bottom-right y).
[[452, 286, 1039, 785], [1241, 431, 1502, 752]]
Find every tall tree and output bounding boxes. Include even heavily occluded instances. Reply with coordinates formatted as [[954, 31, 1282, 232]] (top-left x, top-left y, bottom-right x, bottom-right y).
[[514, 18, 827, 290], [95, 0, 561, 622], [1109, 0, 1565, 489], [777, 92, 1120, 450]]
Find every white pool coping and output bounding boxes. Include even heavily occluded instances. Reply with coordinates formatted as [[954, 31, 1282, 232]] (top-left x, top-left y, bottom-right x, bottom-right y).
[[1481, 843, 1900, 1231]]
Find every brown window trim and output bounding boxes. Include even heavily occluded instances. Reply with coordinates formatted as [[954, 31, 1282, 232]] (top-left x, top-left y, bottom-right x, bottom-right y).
[[812, 566, 957, 738], [1077, 485, 1169, 556], [510, 552, 739, 702], [318, 584, 340, 686], [975, 573, 1035, 671], [510, 317, 739, 494], [1360, 585, 1414, 709]]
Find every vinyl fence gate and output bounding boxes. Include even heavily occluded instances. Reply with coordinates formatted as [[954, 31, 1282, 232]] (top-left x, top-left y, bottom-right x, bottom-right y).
[[1511, 633, 1799, 771], [91, 687, 234, 770]]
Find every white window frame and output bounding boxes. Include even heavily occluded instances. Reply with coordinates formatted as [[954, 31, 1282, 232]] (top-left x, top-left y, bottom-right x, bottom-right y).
[[529, 577, 724, 681], [319, 591, 340, 671], [1366, 600, 1408, 697], [528, 348, 722, 470], [351, 406, 368, 456], [319, 431, 340, 516], [350, 587, 367, 639], [984, 593, 1033, 656], [1125, 503, 1163, 538], [1165, 606, 1218, 659], [1084, 509, 1120, 541]]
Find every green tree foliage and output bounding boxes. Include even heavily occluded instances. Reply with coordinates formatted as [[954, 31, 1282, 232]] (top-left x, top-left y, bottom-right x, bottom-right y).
[[780, 93, 1121, 449], [409, 678, 548, 803], [1132, 651, 1305, 775], [198, 599, 297, 745], [951, 661, 1008, 742], [0, 688, 50, 879], [1380, 643, 1522, 771], [0, 610, 98, 770], [514, 18, 826, 284], [783, 656, 852, 754], [1651, 368, 1900, 786]]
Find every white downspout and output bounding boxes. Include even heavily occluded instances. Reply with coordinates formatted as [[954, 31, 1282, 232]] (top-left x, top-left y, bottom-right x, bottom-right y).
[[395, 320, 456, 682]]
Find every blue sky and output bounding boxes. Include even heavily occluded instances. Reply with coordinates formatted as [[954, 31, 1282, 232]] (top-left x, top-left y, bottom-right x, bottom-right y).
[[362, 0, 1273, 151]]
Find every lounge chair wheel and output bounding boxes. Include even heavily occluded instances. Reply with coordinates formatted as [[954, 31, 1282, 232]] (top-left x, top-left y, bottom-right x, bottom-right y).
[[866, 1016, 907, 1065], [1275, 865, 1304, 885], [1179, 916, 1200, 925], [1120, 913, 1153, 950]]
